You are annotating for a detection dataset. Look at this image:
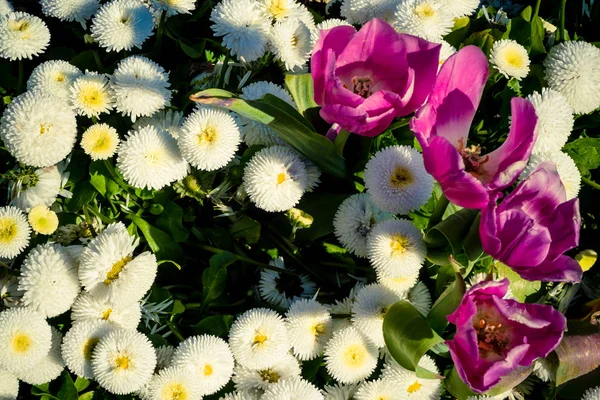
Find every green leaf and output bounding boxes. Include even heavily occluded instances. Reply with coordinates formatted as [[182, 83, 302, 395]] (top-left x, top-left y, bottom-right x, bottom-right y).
[[70, 50, 98, 72], [180, 39, 206, 58], [444, 16, 471, 48], [530, 15, 546, 55], [77, 392, 96, 400], [65, 181, 97, 213], [57, 370, 78, 400], [89, 161, 121, 197], [171, 299, 186, 317], [496, 262, 541, 302], [74, 377, 90, 392], [190, 89, 346, 178], [463, 213, 483, 261], [555, 333, 600, 386], [191, 315, 234, 337], [425, 208, 480, 265], [383, 300, 443, 378], [427, 272, 466, 335], [202, 252, 236, 303], [296, 193, 351, 242], [156, 203, 189, 242], [563, 137, 600, 178], [230, 215, 261, 244], [284, 73, 319, 117], [127, 215, 183, 260]]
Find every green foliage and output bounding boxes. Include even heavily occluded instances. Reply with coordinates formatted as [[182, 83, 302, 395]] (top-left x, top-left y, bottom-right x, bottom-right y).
[[564, 137, 600, 178]]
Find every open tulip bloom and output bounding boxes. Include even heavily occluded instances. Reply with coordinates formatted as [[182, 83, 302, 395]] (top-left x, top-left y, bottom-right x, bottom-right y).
[[411, 45, 538, 210], [311, 18, 441, 137]]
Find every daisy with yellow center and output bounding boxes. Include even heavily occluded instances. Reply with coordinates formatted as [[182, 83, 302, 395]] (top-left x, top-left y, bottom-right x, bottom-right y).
[[0, 206, 31, 259], [81, 124, 120, 160], [324, 326, 378, 384], [285, 298, 333, 360], [146, 366, 202, 400], [382, 355, 442, 399], [232, 352, 301, 393], [70, 72, 114, 118], [490, 39, 531, 80], [28, 204, 58, 235]]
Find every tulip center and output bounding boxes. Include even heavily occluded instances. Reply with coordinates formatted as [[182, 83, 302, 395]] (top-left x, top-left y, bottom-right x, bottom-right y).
[[473, 310, 512, 359], [458, 139, 489, 177], [351, 76, 373, 98]]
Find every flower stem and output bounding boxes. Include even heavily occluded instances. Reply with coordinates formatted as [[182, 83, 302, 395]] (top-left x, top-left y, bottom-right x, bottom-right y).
[[559, 0, 567, 41], [92, 50, 104, 73], [533, 0, 542, 19], [583, 176, 600, 190], [217, 53, 230, 89], [17, 59, 24, 94], [427, 194, 450, 231], [152, 11, 167, 57]]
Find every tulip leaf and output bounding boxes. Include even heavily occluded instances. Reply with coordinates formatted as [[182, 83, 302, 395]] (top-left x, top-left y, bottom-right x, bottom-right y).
[[496, 262, 541, 302], [284, 73, 319, 117], [425, 208, 480, 264], [446, 365, 533, 400], [463, 213, 483, 261], [427, 272, 466, 335], [383, 300, 443, 378], [191, 90, 347, 178], [555, 333, 600, 386]]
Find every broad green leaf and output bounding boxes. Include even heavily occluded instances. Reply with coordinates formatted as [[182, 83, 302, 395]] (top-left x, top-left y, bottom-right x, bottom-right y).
[[555, 333, 600, 386], [180, 40, 206, 58], [65, 181, 97, 213], [446, 365, 533, 399], [230, 215, 261, 244], [77, 392, 96, 400], [74, 377, 90, 392], [427, 272, 466, 335], [302, 357, 324, 382], [530, 15, 546, 55], [171, 299, 186, 317], [127, 215, 183, 260], [191, 315, 234, 337], [296, 193, 351, 242], [261, 93, 315, 130], [563, 137, 600, 178], [89, 161, 121, 198], [284, 73, 319, 117], [70, 50, 98, 72], [190, 89, 346, 178], [425, 208, 480, 264], [57, 370, 78, 400], [444, 16, 471, 48], [383, 300, 443, 378], [156, 203, 189, 242], [148, 334, 169, 348], [496, 262, 541, 302], [202, 252, 236, 303], [463, 213, 483, 261]]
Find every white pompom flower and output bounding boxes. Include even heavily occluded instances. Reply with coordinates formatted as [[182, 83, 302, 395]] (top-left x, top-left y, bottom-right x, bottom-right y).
[[365, 145, 434, 215], [0, 206, 31, 259], [490, 39, 530, 80], [243, 146, 309, 212], [520, 151, 581, 200], [258, 0, 303, 20], [583, 387, 600, 400], [178, 106, 241, 171], [112, 55, 171, 122], [544, 40, 600, 114], [0, 90, 77, 168], [324, 326, 379, 384], [285, 298, 333, 360], [408, 281, 432, 317], [528, 88, 574, 153], [91, 329, 157, 395], [438, 40, 456, 69], [90, 0, 154, 52], [367, 219, 426, 277], [70, 71, 115, 118], [323, 383, 360, 400], [26, 60, 82, 101], [155, 345, 175, 370], [0, 12, 50, 60], [351, 283, 401, 348], [71, 292, 142, 330], [117, 125, 188, 190], [40, 0, 100, 27], [355, 378, 398, 400], [13, 328, 64, 385], [269, 18, 312, 71], [438, 0, 479, 17], [10, 165, 62, 212], [81, 123, 120, 160], [311, 18, 352, 47], [393, 0, 454, 42], [0, 307, 52, 373], [377, 269, 419, 298], [61, 320, 114, 379], [333, 194, 393, 258], [18, 243, 80, 318], [78, 222, 158, 306], [341, 0, 401, 24], [145, 366, 202, 400], [262, 378, 324, 400], [382, 355, 442, 399], [228, 308, 290, 370], [171, 335, 235, 396], [233, 352, 301, 394], [0, 369, 19, 400], [151, 0, 196, 17], [133, 108, 184, 139], [210, 0, 271, 62]]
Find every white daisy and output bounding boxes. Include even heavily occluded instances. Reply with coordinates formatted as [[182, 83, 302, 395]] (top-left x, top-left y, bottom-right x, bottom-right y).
[[285, 298, 333, 360], [28, 204, 58, 235], [270, 18, 312, 71], [145, 366, 202, 400], [151, 0, 196, 16], [116, 125, 188, 190], [323, 382, 360, 400], [220, 392, 260, 400], [112, 55, 171, 122], [490, 39, 530, 80], [351, 283, 401, 348], [324, 326, 378, 384], [582, 386, 600, 400], [233, 352, 301, 394], [13, 328, 64, 385], [239, 81, 295, 147], [520, 151, 581, 200], [18, 243, 80, 318], [26, 60, 82, 101], [262, 378, 324, 400], [438, 40, 456, 68], [10, 165, 62, 212], [393, 0, 454, 42], [210, 0, 271, 62], [0, 0, 13, 16], [155, 344, 175, 370], [544, 40, 600, 114], [0, 206, 30, 259], [70, 71, 114, 118], [90, 0, 154, 52], [92, 329, 157, 395], [366, 219, 426, 277], [258, 0, 302, 20], [528, 88, 574, 153], [71, 292, 142, 330], [0, 12, 50, 60], [228, 308, 290, 370], [40, 0, 100, 26], [355, 378, 399, 400], [0, 369, 19, 400], [171, 335, 234, 396], [259, 257, 317, 309], [243, 146, 309, 212], [341, 0, 401, 24], [61, 320, 114, 379], [438, 0, 479, 17], [364, 145, 434, 215], [333, 194, 393, 258], [81, 123, 121, 160], [532, 357, 556, 383], [311, 19, 352, 47], [0, 90, 77, 168], [178, 106, 241, 171], [408, 281, 431, 316], [376, 270, 419, 298], [0, 307, 52, 373], [133, 109, 183, 139], [382, 355, 441, 399]]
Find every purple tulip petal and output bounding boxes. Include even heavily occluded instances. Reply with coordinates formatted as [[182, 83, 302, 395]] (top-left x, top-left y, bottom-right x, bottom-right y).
[[514, 255, 583, 283], [542, 198, 580, 261]]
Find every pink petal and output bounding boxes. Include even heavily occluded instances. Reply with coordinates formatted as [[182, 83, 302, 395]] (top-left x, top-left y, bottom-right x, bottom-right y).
[[514, 255, 583, 283]]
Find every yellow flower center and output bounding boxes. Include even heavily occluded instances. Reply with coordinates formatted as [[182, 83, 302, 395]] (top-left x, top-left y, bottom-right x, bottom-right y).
[[161, 383, 187, 400], [343, 344, 366, 367], [145, 151, 161, 164], [104, 256, 133, 285], [311, 322, 327, 336], [11, 332, 31, 353], [81, 124, 119, 160], [78, 86, 104, 109], [259, 368, 281, 383], [9, 20, 29, 32], [276, 173, 287, 185], [54, 72, 65, 82], [268, 0, 289, 19], [39, 123, 53, 135], [102, 308, 113, 320], [503, 48, 526, 69], [83, 337, 100, 360], [197, 125, 217, 144], [390, 166, 413, 188], [203, 364, 213, 376], [28, 205, 59, 235], [0, 217, 18, 244], [416, 3, 435, 18], [114, 355, 131, 370], [407, 381, 422, 394], [390, 234, 410, 254], [253, 333, 268, 346]]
